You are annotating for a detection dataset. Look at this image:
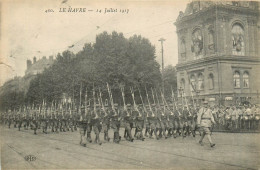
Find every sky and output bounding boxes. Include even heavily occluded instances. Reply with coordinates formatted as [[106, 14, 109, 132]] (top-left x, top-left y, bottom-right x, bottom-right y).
[[0, 0, 189, 86]]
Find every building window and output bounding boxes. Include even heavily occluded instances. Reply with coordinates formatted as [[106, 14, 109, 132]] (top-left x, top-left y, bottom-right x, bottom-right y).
[[180, 38, 186, 60], [191, 28, 203, 58], [232, 23, 245, 55], [190, 75, 196, 91], [243, 71, 249, 88], [209, 73, 214, 90], [198, 73, 204, 90], [208, 30, 214, 52], [233, 71, 240, 88]]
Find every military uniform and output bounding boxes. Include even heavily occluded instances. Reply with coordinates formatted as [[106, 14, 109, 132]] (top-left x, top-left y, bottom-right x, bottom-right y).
[[135, 105, 145, 141], [197, 101, 216, 147], [144, 105, 151, 137], [92, 106, 102, 145], [101, 105, 110, 142], [78, 107, 88, 147], [111, 104, 121, 143], [123, 104, 134, 142], [148, 105, 159, 140]]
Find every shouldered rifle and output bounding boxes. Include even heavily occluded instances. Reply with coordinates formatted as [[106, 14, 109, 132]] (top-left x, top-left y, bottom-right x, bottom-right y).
[[145, 85, 154, 117]]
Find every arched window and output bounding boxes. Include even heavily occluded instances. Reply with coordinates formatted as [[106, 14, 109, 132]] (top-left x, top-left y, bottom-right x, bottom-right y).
[[208, 30, 214, 51], [243, 72, 249, 88], [198, 73, 204, 90], [180, 38, 186, 60], [232, 23, 245, 55], [191, 28, 203, 58], [209, 73, 214, 89], [180, 78, 185, 90], [190, 75, 196, 91], [233, 71, 240, 88]]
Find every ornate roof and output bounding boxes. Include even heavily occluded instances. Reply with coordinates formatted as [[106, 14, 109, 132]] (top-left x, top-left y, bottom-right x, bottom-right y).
[[176, 1, 259, 22]]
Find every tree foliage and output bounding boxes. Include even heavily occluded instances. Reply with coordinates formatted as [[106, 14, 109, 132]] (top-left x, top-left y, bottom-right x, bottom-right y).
[[0, 31, 178, 110]]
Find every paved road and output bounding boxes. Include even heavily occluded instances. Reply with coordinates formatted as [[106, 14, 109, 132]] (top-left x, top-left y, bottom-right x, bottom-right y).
[[1, 126, 260, 169]]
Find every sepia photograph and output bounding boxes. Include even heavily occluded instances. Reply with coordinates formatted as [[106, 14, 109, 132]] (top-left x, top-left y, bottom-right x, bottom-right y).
[[0, 0, 260, 169]]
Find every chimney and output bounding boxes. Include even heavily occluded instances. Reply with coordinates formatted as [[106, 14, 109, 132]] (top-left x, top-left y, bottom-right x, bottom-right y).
[[27, 59, 32, 69], [33, 56, 37, 64]]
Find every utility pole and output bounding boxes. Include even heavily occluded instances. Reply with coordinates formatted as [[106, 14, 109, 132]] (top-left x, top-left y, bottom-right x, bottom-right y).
[[159, 38, 166, 95]]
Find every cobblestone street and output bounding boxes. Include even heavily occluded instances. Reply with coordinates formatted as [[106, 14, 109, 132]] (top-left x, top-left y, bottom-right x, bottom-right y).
[[1, 126, 259, 169]]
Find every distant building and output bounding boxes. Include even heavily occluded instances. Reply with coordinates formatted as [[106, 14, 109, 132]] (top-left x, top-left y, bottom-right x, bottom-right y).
[[175, 1, 260, 105], [25, 56, 54, 76]]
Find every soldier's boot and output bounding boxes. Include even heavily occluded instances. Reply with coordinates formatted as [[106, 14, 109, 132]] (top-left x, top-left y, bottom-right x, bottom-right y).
[[127, 129, 134, 142], [155, 129, 159, 140], [134, 128, 137, 138], [199, 132, 206, 146], [104, 133, 107, 141], [162, 129, 167, 139], [149, 129, 154, 139], [96, 134, 102, 145], [173, 130, 177, 138], [158, 129, 162, 138], [181, 129, 185, 138], [87, 133, 92, 143], [34, 128, 37, 135], [124, 129, 127, 139], [192, 130, 196, 137], [145, 128, 149, 137], [52, 127, 54, 132], [140, 131, 145, 141], [144, 129, 147, 137]]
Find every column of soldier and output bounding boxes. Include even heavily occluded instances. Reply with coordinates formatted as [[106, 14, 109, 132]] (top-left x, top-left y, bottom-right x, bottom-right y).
[[1, 83, 259, 147], [1, 84, 201, 147]]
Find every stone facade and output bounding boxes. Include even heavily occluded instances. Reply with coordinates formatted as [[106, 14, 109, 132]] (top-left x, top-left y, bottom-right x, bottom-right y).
[[175, 1, 260, 105]]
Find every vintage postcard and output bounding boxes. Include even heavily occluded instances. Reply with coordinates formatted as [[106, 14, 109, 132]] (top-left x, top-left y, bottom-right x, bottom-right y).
[[0, 0, 260, 169]]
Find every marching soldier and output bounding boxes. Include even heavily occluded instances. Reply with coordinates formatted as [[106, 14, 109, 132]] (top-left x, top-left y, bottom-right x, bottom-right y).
[[167, 104, 175, 137], [78, 106, 88, 147], [144, 105, 151, 137], [86, 105, 93, 143], [101, 104, 110, 142], [92, 104, 102, 145], [197, 101, 216, 147], [135, 104, 145, 141], [149, 104, 159, 140], [123, 104, 134, 142], [111, 103, 121, 143], [31, 108, 38, 135], [173, 106, 181, 138], [158, 104, 168, 139]]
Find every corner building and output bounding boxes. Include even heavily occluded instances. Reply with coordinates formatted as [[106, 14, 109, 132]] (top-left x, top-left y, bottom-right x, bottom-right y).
[[175, 1, 260, 106]]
